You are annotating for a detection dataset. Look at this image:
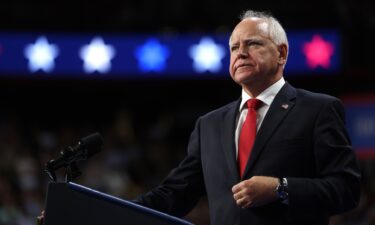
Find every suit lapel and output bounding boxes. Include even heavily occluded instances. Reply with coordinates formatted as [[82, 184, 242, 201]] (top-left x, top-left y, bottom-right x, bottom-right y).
[[243, 83, 297, 177], [220, 99, 241, 181]]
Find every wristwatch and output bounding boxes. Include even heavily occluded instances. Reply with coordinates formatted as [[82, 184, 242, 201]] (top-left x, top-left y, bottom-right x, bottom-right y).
[[276, 177, 289, 201]]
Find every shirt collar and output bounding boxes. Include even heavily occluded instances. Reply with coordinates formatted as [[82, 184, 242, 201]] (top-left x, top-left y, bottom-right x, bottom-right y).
[[239, 77, 286, 112]]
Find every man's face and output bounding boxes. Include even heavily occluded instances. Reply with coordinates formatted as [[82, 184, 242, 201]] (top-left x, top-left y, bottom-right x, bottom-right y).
[[229, 18, 283, 87]]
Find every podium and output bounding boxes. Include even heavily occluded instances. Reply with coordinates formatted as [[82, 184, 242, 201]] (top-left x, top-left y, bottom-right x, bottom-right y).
[[43, 182, 194, 225]]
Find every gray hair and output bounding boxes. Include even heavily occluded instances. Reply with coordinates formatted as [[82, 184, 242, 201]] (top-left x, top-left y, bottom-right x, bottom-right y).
[[231, 10, 289, 64]]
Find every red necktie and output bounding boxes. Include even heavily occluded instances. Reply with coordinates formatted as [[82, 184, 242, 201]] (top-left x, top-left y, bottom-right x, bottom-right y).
[[238, 98, 262, 178]]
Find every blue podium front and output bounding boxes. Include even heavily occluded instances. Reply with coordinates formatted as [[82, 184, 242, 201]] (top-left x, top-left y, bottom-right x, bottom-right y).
[[43, 182, 194, 225]]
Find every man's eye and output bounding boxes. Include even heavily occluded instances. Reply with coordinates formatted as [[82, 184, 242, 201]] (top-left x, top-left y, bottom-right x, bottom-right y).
[[231, 46, 239, 52]]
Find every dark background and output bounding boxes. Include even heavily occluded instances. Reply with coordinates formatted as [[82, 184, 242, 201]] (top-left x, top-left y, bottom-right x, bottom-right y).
[[0, 1, 374, 225]]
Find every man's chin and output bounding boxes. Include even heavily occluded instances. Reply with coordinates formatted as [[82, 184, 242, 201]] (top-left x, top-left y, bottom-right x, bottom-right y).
[[234, 73, 254, 85]]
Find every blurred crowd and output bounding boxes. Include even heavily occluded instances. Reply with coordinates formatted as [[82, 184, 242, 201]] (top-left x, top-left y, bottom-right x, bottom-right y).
[[0, 103, 374, 225], [0, 105, 210, 225]]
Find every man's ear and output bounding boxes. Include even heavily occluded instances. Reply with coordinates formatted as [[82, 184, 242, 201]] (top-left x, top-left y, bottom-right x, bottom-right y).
[[277, 44, 288, 65]]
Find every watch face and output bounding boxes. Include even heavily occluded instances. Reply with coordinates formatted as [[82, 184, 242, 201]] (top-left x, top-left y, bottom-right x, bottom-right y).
[[279, 191, 288, 200], [277, 178, 288, 200]]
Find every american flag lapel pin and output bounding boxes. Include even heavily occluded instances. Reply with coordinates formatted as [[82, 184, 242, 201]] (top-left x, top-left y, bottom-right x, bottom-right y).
[[281, 103, 289, 109]]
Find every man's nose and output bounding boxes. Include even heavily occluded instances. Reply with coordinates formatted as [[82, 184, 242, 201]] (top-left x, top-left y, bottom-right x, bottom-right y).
[[238, 45, 249, 58]]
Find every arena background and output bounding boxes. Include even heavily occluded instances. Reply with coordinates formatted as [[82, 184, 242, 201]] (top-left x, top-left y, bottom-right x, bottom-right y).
[[0, 0, 374, 224]]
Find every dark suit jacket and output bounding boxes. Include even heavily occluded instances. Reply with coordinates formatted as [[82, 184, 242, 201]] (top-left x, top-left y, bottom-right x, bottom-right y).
[[134, 83, 361, 225]]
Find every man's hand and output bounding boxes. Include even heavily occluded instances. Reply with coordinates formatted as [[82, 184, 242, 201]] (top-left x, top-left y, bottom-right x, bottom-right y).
[[232, 176, 279, 208]]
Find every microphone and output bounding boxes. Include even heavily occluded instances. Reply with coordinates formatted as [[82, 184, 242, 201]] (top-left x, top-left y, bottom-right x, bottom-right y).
[[45, 132, 103, 181]]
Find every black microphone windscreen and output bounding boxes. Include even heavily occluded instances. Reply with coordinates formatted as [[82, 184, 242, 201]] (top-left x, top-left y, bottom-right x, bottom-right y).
[[80, 132, 103, 157]]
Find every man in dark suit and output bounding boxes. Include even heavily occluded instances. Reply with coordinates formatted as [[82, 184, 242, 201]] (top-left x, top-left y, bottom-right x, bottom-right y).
[[134, 10, 361, 225]]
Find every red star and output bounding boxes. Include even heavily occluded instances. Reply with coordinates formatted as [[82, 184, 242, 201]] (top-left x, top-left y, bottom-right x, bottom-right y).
[[303, 35, 334, 69]]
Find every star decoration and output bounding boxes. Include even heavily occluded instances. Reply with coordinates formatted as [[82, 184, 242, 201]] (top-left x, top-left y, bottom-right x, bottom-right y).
[[302, 35, 334, 69], [135, 38, 169, 73], [24, 36, 59, 73], [79, 37, 116, 73], [189, 37, 226, 73]]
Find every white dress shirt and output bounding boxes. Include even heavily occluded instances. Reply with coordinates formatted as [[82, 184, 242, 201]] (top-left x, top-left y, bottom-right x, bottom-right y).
[[235, 77, 286, 158]]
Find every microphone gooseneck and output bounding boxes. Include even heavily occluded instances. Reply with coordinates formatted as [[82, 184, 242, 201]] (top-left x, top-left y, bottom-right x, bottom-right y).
[[45, 132, 103, 182]]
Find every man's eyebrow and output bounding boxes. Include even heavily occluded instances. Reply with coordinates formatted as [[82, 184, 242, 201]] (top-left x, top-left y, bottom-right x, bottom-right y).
[[230, 38, 262, 45], [243, 37, 263, 42]]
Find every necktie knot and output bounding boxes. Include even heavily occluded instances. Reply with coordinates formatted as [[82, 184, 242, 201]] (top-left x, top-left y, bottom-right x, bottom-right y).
[[247, 98, 262, 110]]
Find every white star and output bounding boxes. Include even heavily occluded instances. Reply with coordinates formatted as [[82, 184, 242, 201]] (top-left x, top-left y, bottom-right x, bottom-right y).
[[189, 37, 226, 73], [79, 37, 115, 73], [24, 36, 59, 73]]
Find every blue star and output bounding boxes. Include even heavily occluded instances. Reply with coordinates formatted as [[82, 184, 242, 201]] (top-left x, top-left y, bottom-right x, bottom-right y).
[[189, 37, 226, 73], [24, 36, 59, 73], [135, 38, 169, 73]]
